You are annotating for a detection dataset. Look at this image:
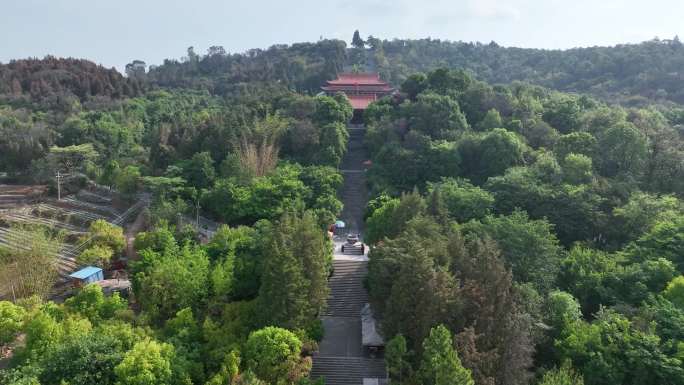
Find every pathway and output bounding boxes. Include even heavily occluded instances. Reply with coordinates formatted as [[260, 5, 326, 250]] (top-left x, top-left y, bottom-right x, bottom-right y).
[[311, 125, 387, 385]]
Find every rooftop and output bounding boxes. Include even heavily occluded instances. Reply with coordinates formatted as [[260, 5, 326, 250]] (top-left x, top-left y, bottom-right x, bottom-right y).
[[361, 303, 384, 347], [322, 84, 394, 92], [326, 72, 389, 86], [69, 266, 102, 279]]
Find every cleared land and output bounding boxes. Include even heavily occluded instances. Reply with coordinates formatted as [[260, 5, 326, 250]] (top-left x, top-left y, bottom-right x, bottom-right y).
[[0, 184, 146, 296]]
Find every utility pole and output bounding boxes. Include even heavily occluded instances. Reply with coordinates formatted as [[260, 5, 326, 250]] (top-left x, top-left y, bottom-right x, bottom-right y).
[[56, 170, 62, 201], [196, 198, 200, 227]]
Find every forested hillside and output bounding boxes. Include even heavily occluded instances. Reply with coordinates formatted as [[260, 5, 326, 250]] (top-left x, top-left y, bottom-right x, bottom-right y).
[[133, 35, 684, 105], [6, 36, 684, 107], [0, 65, 354, 383], [370, 36, 684, 105], [0, 57, 144, 110], [1, 34, 684, 385], [363, 68, 684, 385], [146, 41, 347, 94]]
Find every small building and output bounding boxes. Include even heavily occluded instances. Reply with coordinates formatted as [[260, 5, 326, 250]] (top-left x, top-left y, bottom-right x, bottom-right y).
[[321, 73, 394, 122], [361, 303, 385, 351], [69, 266, 104, 287]]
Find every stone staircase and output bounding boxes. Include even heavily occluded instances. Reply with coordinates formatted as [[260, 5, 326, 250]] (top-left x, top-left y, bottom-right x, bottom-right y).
[[311, 356, 386, 385], [338, 127, 369, 237], [342, 127, 369, 170], [338, 171, 367, 237], [324, 260, 369, 317], [340, 242, 365, 255], [312, 125, 387, 385]]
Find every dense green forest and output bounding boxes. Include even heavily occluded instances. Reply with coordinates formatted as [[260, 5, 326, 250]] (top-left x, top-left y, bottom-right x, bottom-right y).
[[1, 33, 684, 385], [4, 35, 684, 106], [370, 36, 684, 105], [0, 53, 353, 385], [362, 68, 684, 385], [144, 36, 684, 105]]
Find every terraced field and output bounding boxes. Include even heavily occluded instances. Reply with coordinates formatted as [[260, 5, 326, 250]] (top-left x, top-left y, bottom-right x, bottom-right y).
[[0, 185, 147, 287]]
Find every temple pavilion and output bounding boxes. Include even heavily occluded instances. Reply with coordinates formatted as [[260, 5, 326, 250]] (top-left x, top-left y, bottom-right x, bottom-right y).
[[321, 73, 394, 122]]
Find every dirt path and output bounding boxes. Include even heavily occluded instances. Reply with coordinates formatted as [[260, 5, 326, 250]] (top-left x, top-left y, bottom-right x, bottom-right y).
[[124, 208, 148, 261]]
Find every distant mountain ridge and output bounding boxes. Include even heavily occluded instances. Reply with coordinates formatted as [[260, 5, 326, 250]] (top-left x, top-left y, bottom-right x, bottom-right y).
[[372, 37, 684, 105], [3, 36, 684, 106], [0, 57, 144, 108], [145, 36, 684, 105]]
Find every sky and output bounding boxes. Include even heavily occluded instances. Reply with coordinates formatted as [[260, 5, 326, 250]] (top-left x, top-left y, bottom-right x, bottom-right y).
[[2, 0, 683, 73]]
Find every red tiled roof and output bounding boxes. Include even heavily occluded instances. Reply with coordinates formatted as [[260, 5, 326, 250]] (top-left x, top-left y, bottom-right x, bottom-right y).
[[348, 94, 377, 109], [326, 72, 389, 86], [321, 85, 394, 92]]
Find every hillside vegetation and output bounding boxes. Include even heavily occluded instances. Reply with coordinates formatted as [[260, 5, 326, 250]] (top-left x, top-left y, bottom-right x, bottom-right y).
[[1, 35, 684, 385], [141, 36, 684, 105]]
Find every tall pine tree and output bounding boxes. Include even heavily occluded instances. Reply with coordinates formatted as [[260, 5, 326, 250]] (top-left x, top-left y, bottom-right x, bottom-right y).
[[420, 325, 474, 385], [386, 334, 411, 385], [257, 211, 330, 329], [452, 237, 534, 385], [298, 210, 331, 316], [352, 30, 365, 49]]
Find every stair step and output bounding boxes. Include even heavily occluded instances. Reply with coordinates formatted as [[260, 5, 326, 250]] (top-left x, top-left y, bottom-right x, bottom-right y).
[[311, 356, 387, 385], [314, 124, 386, 384], [326, 260, 369, 317]]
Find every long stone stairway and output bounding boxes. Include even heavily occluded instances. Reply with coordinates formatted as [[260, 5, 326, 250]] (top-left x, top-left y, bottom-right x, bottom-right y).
[[337, 126, 369, 236], [338, 171, 367, 238], [324, 260, 369, 317], [311, 125, 387, 385]]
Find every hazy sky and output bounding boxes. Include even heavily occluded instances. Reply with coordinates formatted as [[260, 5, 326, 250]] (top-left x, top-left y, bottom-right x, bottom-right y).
[[2, 0, 683, 72]]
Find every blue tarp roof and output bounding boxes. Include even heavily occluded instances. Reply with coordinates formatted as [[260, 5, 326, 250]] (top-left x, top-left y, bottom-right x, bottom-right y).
[[69, 266, 102, 279]]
